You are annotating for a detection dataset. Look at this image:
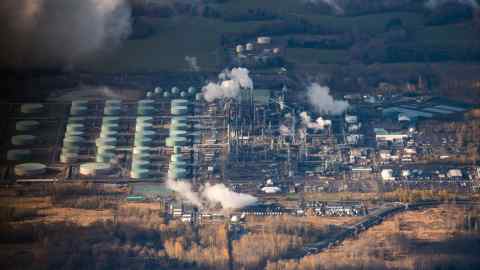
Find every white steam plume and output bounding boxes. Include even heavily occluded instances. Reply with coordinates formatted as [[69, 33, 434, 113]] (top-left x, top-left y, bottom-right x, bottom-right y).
[[166, 178, 258, 210], [0, 0, 131, 69], [306, 83, 349, 115], [299, 112, 332, 130], [185, 56, 200, 72], [201, 183, 258, 210], [304, 0, 345, 14], [202, 67, 253, 102], [166, 178, 203, 208], [425, 0, 479, 9]]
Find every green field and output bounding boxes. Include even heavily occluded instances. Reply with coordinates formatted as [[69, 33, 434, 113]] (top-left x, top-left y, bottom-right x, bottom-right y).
[[82, 16, 267, 73], [80, 2, 479, 73]]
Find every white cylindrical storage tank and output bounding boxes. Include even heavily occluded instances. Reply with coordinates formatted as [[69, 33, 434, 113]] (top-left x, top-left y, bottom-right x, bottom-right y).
[[246, 43, 254, 51], [21, 103, 44, 114], [257, 36, 271, 44], [63, 136, 85, 147], [15, 163, 47, 177], [12, 135, 36, 146], [7, 149, 32, 161], [131, 160, 151, 170], [96, 137, 117, 147], [16, 120, 40, 132], [60, 152, 79, 163], [102, 116, 120, 124], [154, 87, 163, 95], [97, 145, 116, 155], [106, 100, 122, 107], [134, 136, 153, 147], [187, 87, 196, 95], [136, 116, 154, 124], [135, 122, 154, 132], [273, 48, 280, 54], [104, 105, 121, 116], [236, 45, 244, 54], [381, 169, 394, 181], [68, 117, 86, 124], [130, 169, 151, 179], [70, 105, 88, 116], [80, 162, 112, 176], [96, 152, 115, 163], [66, 123, 84, 133], [171, 87, 180, 95], [101, 123, 120, 132], [171, 105, 189, 115], [133, 146, 154, 155]]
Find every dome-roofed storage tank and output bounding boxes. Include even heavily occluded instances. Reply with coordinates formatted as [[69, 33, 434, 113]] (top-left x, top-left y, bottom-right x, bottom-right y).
[[134, 136, 153, 147], [15, 163, 47, 177], [104, 105, 121, 116], [154, 87, 163, 95], [135, 122, 154, 132], [195, 93, 203, 101], [106, 100, 122, 107], [63, 135, 85, 147], [60, 152, 79, 163], [136, 116, 154, 124], [16, 120, 40, 132], [95, 137, 117, 147], [187, 87, 196, 95], [180, 91, 187, 98], [80, 162, 112, 176], [171, 87, 180, 95], [163, 92, 170, 99], [101, 123, 120, 132], [97, 145, 116, 155], [96, 152, 115, 163], [66, 123, 84, 133], [12, 135, 36, 146], [133, 146, 154, 155], [130, 168, 151, 179], [21, 103, 44, 114], [7, 149, 32, 161], [68, 117, 86, 124]]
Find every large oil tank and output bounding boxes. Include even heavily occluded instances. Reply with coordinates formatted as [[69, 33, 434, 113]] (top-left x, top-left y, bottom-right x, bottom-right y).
[[16, 120, 40, 132], [21, 103, 44, 114], [104, 105, 121, 116], [63, 136, 85, 147], [137, 105, 156, 116], [12, 135, 36, 146], [96, 137, 117, 147], [130, 168, 151, 179], [96, 152, 115, 163], [170, 105, 189, 115], [80, 162, 112, 176], [135, 122, 154, 132], [15, 163, 47, 177], [60, 152, 79, 163], [101, 123, 120, 132], [68, 117, 86, 124], [97, 145, 116, 155], [102, 116, 120, 124], [7, 149, 32, 161], [66, 123, 84, 133], [187, 87, 196, 95], [99, 130, 119, 138], [136, 116, 154, 124], [134, 136, 153, 147], [171, 116, 188, 126], [133, 146, 153, 155], [131, 160, 151, 170]]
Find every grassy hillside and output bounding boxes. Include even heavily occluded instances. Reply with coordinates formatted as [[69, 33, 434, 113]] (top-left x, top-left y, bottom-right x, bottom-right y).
[[80, 1, 480, 73]]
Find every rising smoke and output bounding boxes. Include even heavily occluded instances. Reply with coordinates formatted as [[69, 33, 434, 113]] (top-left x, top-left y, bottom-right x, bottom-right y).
[[299, 111, 332, 130], [0, 0, 132, 69], [166, 178, 258, 210], [306, 83, 349, 115], [202, 67, 254, 102], [425, 0, 479, 9], [185, 56, 200, 72]]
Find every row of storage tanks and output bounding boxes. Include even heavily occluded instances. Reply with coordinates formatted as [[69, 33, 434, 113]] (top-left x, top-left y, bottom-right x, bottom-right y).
[[9, 105, 47, 177], [60, 100, 94, 163], [167, 99, 199, 180], [146, 86, 203, 102], [131, 114, 157, 179]]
